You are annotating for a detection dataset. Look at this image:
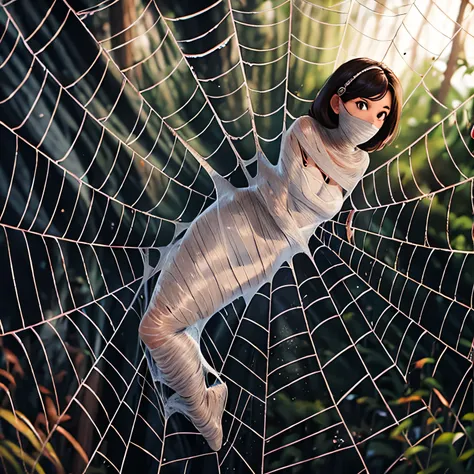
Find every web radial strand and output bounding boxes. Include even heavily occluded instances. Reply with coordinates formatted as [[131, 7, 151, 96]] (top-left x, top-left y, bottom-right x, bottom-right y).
[[70, 0, 256, 182], [0, 0, 473, 473]]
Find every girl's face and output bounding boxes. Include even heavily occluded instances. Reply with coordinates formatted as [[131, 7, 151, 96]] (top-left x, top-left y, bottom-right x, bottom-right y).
[[331, 90, 392, 129]]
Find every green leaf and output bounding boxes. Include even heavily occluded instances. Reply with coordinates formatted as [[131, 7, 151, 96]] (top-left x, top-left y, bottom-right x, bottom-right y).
[[426, 416, 444, 426], [0, 409, 44, 453], [461, 413, 474, 422], [3, 440, 46, 474], [434, 432, 464, 446], [458, 448, 474, 462], [0, 443, 23, 474], [0, 409, 63, 473], [390, 418, 413, 438], [422, 377, 443, 390], [458, 338, 472, 349], [404, 445, 427, 458]]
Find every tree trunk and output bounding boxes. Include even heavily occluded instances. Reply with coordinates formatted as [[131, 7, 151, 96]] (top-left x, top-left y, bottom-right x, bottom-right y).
[[429, 0, 469, 117]]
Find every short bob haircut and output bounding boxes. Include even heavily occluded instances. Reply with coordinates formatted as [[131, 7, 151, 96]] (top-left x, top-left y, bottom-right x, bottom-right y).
[[307, 57, 403, 153]]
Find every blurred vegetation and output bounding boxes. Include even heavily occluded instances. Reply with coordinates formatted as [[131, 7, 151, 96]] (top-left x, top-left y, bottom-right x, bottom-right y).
[[0, 342, 91, 474], [264, 356, 474, 473]]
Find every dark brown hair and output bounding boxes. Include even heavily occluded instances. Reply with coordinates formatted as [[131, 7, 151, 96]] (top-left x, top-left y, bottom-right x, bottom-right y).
[[307, 57, 403, 152]]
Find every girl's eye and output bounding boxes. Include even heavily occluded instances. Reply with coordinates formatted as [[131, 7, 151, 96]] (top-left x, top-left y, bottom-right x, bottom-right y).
[[356, 101, 388, 120]]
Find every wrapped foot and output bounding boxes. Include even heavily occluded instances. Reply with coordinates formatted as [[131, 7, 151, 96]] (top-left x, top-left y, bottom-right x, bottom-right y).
[[193, 383, 228, 451]]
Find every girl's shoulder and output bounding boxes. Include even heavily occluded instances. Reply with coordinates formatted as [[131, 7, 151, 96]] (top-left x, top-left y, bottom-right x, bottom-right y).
[[294, 114, 315, 125], [289, 115, 319, 136], [285, 116, 321, 149]]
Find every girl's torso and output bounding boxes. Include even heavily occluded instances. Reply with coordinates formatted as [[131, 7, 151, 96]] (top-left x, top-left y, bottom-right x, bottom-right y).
[[252, 117, 349, 233]]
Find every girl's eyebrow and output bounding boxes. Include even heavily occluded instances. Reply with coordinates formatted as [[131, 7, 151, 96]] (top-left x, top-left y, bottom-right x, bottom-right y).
[[360, 98, 391, 111]]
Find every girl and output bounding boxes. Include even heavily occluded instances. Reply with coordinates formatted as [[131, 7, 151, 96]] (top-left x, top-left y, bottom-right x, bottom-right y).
[[138, 57, 403, 451]]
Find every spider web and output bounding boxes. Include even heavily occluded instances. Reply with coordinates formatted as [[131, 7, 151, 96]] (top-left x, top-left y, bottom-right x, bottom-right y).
[[0, 0, 473, 473]]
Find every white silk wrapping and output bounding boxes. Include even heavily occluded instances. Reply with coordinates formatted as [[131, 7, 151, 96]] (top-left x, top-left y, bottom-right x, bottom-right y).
[[138, 114, 371, 451]]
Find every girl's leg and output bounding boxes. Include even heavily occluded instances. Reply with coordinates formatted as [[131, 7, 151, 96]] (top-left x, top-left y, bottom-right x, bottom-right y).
[[139, 190, 289, 450], [138, 209, 238, 451], [140, 313, 227, 451]]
